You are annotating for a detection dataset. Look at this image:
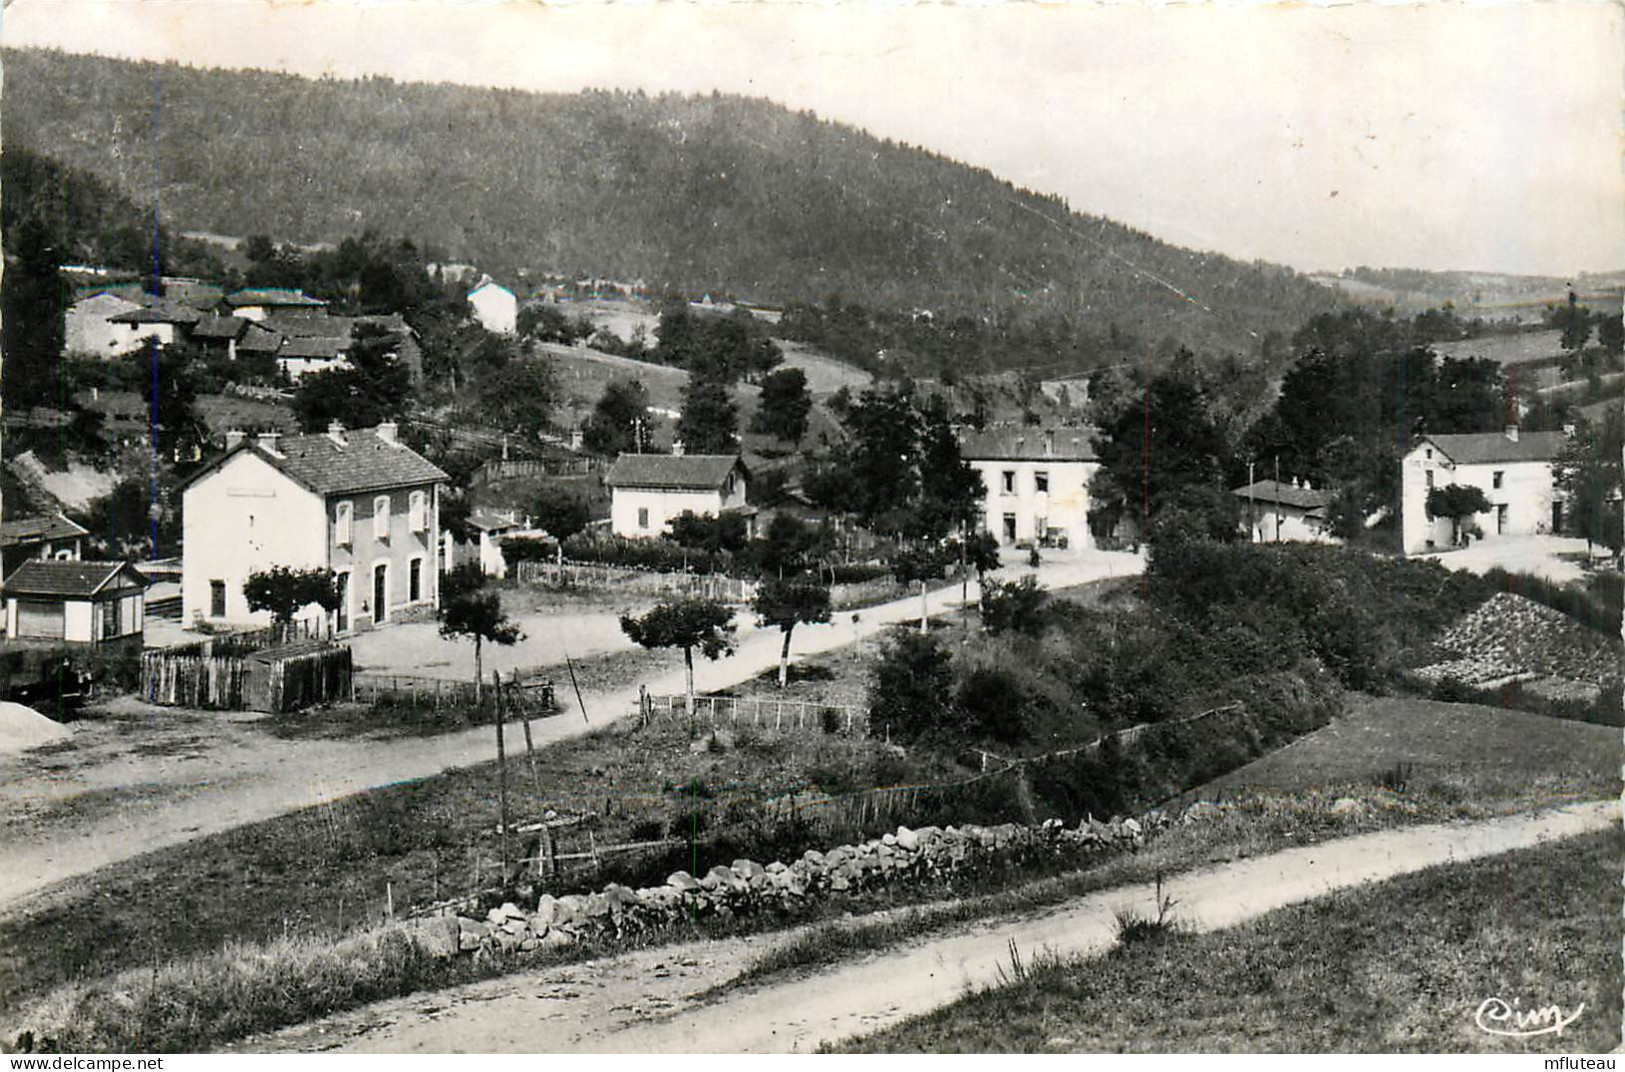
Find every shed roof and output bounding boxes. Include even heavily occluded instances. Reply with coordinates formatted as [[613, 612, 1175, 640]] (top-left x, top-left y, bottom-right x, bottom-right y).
[[225, 288, 327, 308], [235, 323, 284, 353], [108, 298, 202, 325], [1421, 431, 1569, 465], [1231, 479, 1333, 510], [606, 454, 745, 491], [0, 515, 90, 548], [190, 314, 247, 341], [959, 426, 1098, 462], [277, 336, 346, 360], [2, 560, 147, 599]]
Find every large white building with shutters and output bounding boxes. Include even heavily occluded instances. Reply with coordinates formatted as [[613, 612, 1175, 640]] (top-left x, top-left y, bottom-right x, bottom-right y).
[[180, 422, 448, 633]]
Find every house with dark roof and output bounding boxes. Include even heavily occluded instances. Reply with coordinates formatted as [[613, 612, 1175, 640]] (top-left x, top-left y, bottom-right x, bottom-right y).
[[1402, 426, 1571, 554], [224, 288, 329, 322], [605, 454, 748, 538], [180, 422, 449, 632], [959, 426, 1099, 548], [2, 560, 147, 645], [1232, 478, 1336, 544], [0, 514, 89, 575]]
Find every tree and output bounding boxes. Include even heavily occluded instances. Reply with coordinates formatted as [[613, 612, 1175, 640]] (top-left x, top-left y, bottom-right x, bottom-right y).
[[752, 513, 829, 577], [750, 367, 812, 444], [676, 373, 738, 455], [477, 355, 557, 443], [1095, 368, 1231, 525], [619, 598, 736, 716], [3, 218, 69, 411], [753, 575, 832, 687], [532, 493, 593, 569], [868, 630, 954, 744], [1555, 411, 1625, 553], [891, 543, 949, 634], [1597, 313, 1624, 357], [140, 344, 203, 454], [438, 564, 523, 694], [666, 510, 749, 554], [979, 575, 1050, 637], [1147, 484, 1243, 547], [1426, 484, 1493, 546], [292, 324, 412, 432], [243, 566, 340, 628], [584, 378, 653, 456]]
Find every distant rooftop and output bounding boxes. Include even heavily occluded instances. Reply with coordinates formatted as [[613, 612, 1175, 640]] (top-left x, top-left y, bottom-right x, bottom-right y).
[[959, 426, 1098, 462]]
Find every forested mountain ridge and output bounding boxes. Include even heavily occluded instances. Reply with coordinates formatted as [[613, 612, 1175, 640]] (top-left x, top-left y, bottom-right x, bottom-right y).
[[5, 47, 1338, 357]]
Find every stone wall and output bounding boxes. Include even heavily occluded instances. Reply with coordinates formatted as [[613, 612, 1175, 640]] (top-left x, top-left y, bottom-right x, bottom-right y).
[[404, 806, 1210, 959]]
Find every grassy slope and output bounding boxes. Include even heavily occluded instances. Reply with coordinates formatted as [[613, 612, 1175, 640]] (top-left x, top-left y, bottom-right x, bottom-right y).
[[1185, 694, 1619, 809], [4, 49, 1335, 355], [839, 826, 1622, 1053]]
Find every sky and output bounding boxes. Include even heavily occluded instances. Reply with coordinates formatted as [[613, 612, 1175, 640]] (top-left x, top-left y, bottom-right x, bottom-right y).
[[4, 0, 1621, 278]]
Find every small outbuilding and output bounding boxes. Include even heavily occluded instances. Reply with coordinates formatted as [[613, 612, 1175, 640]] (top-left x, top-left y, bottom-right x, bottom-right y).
[[1, 560, 148, 645]]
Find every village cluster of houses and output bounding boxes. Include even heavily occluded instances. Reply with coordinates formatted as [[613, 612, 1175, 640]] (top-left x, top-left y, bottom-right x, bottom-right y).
[[0, 410, 1584, 652], [63, 281, 425, 381]]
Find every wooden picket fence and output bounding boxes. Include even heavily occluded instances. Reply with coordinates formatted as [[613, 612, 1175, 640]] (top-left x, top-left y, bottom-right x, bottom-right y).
[[639, 692, 868, 735], [351, 672, 557, 714], [141, 652, 250, 709], [141, 641, 352, 713]]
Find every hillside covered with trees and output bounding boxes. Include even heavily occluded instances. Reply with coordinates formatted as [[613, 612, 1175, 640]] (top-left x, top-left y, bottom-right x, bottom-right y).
[[5, 48, 1338, 361]]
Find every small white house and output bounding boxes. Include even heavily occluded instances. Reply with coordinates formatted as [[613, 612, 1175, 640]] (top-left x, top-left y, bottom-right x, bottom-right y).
[[443, 511, 522, 578], [468, 277, 518, 336], [2, 560, 147, 645], [605, 454, 748, 538], [1401, 427, 1569, 555], [961, 427, 1098, 548], [1232, 479, 1336, 543]]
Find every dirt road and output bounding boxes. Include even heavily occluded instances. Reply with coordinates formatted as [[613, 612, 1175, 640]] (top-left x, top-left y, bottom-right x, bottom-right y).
[[240, 799, 1615, 1053], [0, 549, 1142, 913]]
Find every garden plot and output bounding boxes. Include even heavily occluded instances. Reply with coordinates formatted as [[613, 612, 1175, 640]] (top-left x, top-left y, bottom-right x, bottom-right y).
[[1413, 591, 1620, 688]]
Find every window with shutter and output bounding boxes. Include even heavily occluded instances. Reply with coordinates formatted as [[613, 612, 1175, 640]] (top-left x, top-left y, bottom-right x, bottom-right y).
[[409, 491, 427, 532], [336, 501, 353, 546], [374, 495, 391, 540]]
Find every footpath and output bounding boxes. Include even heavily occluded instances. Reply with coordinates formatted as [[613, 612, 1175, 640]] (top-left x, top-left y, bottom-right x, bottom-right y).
[[241, 800, 1616, 1053]]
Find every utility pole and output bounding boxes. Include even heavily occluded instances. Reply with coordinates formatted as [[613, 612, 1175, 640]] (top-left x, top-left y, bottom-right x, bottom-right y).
[[1247, 459, 1256, 543], [1273, 455, 1282, 542]]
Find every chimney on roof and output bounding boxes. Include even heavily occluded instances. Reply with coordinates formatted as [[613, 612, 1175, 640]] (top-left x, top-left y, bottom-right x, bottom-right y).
[[1505, 424, 1520, 443], [256, 431, 282, 457], [225, 429, 245, 451], [327, 420, 346, 447], [1563, 423, 1577, 439], [376, 421, 399, 446]]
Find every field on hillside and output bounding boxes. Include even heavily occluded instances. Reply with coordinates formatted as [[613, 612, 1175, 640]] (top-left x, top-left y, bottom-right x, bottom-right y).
[[1186, 695, 1618, 807], [1431, 329, 1564, 367], [774, 340, 875, 397], [841, 826, 1622, 1053], [540, 342, 846, 449]]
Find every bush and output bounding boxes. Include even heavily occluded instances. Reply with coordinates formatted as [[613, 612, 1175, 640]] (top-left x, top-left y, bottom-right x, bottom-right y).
[[868, 630, 954, 744], [979, 576, 1050, 637], [954, 666, 1031, 746]]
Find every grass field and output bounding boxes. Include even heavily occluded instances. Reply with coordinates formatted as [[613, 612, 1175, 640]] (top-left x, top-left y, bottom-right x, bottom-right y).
[[1184, 695, 1619, 811], [541, 342, 845, 451], [1431, 329, 1565, 368], [838, 826, 1622, 1053]]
